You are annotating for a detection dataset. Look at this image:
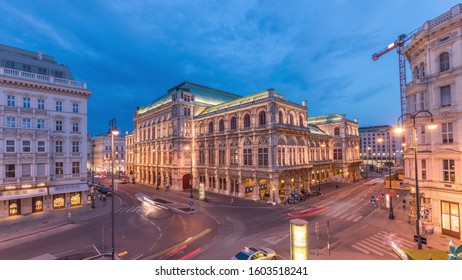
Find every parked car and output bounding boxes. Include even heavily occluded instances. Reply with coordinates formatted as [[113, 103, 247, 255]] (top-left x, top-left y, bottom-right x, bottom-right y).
[[119, 179, 128, 184], [232, 247, 277, 260]]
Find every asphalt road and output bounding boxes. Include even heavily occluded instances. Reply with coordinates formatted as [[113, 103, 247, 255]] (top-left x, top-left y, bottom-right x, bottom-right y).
[[0, 174, 410, 260]]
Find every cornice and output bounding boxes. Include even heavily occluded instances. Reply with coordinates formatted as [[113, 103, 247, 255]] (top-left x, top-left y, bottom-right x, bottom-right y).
[[0, 76, 92, 99]]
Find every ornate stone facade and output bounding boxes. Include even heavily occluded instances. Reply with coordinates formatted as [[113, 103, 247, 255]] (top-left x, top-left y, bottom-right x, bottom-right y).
[[402, 4, 462, 239], [127, 82, 360, 203]]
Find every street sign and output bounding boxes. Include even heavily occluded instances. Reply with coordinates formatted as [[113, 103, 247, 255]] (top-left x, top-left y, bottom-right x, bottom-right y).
[[370, 196, 377, 205], [188, 201, 193, 206]]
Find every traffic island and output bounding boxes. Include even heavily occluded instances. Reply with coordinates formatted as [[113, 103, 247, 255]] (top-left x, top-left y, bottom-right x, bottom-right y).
[[172, 207, 196, 214], [392, 247, 448, 260]]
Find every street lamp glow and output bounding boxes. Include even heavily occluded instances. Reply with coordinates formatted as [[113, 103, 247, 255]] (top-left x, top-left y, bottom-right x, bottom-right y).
[[396, 110, 437, 250], [394, 126, 404, 134]]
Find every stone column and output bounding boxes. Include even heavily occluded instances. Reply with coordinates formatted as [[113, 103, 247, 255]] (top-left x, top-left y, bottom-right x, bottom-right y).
[[252, 174, 260, 201], [238, 172, 244, 197], [225, 173, 230, 195]]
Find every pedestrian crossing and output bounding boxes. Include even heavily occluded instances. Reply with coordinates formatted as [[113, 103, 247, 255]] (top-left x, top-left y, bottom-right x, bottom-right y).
[[351, 230, 415, 258], [286, 203, 364, 223], [115, 203, 172, 214], [115, 206, 141, 214]]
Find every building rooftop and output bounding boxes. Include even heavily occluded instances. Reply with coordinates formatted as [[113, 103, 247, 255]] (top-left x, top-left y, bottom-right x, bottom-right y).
[[0, 44, 74, 79], [137, 81, 242, 115], [198, 89, 285, 116]]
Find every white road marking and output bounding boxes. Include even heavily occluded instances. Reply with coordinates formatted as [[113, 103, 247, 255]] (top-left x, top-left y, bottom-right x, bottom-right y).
[[352, 244, 370, 254]]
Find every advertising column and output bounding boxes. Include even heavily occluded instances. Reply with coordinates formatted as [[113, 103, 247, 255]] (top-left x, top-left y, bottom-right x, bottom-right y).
[[290, 219, 309, 260]]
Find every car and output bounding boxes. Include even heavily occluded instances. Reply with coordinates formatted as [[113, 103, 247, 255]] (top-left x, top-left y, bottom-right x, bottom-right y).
[[119, 179, 128, 184], [101, 186, 112, 196], [232, 247, 277, 260]]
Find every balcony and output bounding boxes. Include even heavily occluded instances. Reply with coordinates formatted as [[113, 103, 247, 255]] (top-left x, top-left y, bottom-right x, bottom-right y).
[[0, 67, 87, 90], [405, 78, 428, 90]]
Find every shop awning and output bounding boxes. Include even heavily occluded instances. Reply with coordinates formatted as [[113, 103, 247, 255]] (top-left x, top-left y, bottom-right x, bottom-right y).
[[0, 188, 48, 200], [48, 183, 88, 195]]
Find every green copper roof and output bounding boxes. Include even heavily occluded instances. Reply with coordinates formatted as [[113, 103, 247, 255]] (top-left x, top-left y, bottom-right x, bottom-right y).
[[137, 81, 242, 115], [307, 113, 346, 124], [199, 89, 285, 115], [170, 81, 242, 105], [307, 124, 329, 136]]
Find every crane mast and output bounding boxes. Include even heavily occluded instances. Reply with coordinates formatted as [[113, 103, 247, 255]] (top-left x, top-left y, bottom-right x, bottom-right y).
[[372, 30, 419, 116]]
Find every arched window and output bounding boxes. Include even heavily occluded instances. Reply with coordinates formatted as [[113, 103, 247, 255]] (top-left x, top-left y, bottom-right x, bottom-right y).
[[199, 123, 205, 135], [334, 127, 340, 136], [289, 114, 294, 125], [230, 117, 237, 130], [440, 52, 449, 72], [219, 119, 225, 132], [208, 121, 214, 134], [259, 111, 266, 126], [278, 111, 283, 124], [299, 116, 304, 127], [243, 114, 251, 128]]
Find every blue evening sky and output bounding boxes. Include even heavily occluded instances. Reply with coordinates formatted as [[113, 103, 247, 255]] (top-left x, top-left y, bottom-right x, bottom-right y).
[[1, 0, 459, 136]]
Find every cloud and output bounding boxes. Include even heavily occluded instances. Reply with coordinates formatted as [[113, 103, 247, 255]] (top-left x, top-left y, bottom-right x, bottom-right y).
[[0, 2, 98, 58]]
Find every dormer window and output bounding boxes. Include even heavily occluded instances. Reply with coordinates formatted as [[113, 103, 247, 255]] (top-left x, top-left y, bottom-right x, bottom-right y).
[[184, 94, 191, 102]]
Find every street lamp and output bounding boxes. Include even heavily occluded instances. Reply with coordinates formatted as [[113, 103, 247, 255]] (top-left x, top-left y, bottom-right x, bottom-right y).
[[108, 118, 119, 260], [91, 143, 96, 209], [317, 170, 321, 192], [395, 110, 437, 249], [377, 136, 394, 219]]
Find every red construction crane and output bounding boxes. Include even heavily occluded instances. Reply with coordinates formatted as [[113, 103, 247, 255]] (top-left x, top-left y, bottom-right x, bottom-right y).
[[372, 28, 420, 116]]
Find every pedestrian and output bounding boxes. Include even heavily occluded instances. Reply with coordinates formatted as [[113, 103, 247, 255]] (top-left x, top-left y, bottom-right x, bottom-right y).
[[231, 197, 234, 206], [402, 199, 406, 210], [284, 197, 287, 207]]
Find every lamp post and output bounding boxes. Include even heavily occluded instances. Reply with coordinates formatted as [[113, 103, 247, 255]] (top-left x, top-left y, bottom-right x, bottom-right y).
[[317, 170, 321, 192], [91, 143, 96, 209], [108, 118, 119, 260], [395, 110, 437, 249], [378, 136, 394, 219]]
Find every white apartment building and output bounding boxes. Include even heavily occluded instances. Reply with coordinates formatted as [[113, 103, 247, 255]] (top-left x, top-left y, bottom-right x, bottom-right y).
[[90, 134, 126, 173], [402, 4, 462, 239], [0, 44, 91, 218], [359, 125, 403, 169]]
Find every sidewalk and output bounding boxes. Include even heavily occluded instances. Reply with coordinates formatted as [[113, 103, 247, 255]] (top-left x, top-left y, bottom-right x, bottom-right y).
[[0, 196, 115, 243], [369, 194, 454, 258]]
